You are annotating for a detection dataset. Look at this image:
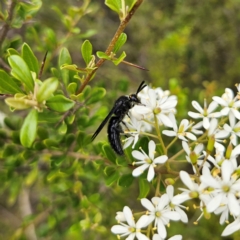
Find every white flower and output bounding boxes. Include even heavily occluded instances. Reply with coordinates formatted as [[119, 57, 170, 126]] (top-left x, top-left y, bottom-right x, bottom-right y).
[[189, 121, 203, 135], [227, 144, 240, 169], [166, 185, 188, 223], [223, 113, 240, 146], [207, 118, 229, 151], [132, 88, 177, 128], [111, 206, 150, 240], [172, 171, 205, 205], [214, 197, 230, 225], [182, 141, 204, 172], [188, 99, 221, 129], [222, 216, 240, 236], [123, 112, 143, 149], [200, 160, 240, 217], [115, 211, 126, 222], [162, 113, 197, 141], [141, 194, 180, 239], [206, 149, 225, 168], [207, 144, 240, 169], [213, 88, 240, 120], [152, 234, 182, 240], [132, 140, 168, 182]]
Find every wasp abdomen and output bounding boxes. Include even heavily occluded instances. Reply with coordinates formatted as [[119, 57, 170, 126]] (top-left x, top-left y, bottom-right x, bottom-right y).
[[107, 116, 124, 155]]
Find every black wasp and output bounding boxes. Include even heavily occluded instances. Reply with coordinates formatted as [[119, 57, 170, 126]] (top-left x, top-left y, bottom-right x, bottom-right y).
[[91, 81, 147, 155]]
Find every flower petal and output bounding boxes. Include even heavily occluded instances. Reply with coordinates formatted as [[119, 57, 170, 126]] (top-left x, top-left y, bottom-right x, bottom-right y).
[[192, 101, 203, 113], [147, 165, 155, 181], [228, 193, 240, 216], [132, 150, 146, 161], [222, 218, 240, 236], [136, 215, 150, 229], [148, 140, 156, 160], [141, 198, 155, 212], [123, 206, 135, 227], [154, 155, 168, 164], [207, 194, 223, 213], [221, 160, 233, 182], [111, 225, 129, 234], [132, 164, 149, 177]]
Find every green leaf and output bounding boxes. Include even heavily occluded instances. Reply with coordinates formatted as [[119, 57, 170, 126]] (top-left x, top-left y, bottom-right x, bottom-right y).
[[4, 116, 22, 130], [8, 55, 34, 92], [105, 0, 137, 15], [102, 144, 117, 163], [43, 139, 59, 148], [96, 51, 110, 60], [138, 178, 150, 199], [61, 64, 88, 73], [20, 109, 38, 148], [113, 33, 127, 53], [7, 48, 19, 56], [104, 166, 119, 186], [58, 122, 67, 135], [37, 126, 49, 140], [81, 40, 93, 65], [36, 77, 59, 102], [112, 51, 126, 65], [105, 0, 121, 13], [25, 166, 38, 186], [126, 0, 138, 11], [83, 85, 91, 99], [21, 43, 39, 74], [5, 97, 31, 110], [46, 95, 75, 112], [77, 131, 88, 148], [67, 82, 77, 94], [86, 87, 106, 105], [59, 47, 72, 86], [118, 174, 134, 187], [0, 70, 23, 94]]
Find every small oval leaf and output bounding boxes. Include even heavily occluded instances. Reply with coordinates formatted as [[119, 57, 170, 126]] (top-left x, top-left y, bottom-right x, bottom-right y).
[[20, 109, 38, 148], [21, 43, 39, 74], [59, 47, 72, 86], [5, 97, 31, 110], [0, 70, 23, 94], [86, 87, 106, 105], [81, 40, 93, 65], [36, 77, 59, 102], [113, 33, 127, 53], [8, 55, 34, 92], [46, 95, 75, 112]]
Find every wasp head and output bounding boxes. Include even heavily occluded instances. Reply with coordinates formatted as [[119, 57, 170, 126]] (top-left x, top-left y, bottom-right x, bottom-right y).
[[129, 94, 141, 104], [128, 81, 147, 105]]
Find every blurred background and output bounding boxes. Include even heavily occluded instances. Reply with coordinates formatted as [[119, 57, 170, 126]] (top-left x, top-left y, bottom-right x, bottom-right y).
[[1, 0, 240, 239]]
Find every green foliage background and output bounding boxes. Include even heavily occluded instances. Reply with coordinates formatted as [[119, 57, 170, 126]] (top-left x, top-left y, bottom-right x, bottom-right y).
[[0, 0, 240, 239]]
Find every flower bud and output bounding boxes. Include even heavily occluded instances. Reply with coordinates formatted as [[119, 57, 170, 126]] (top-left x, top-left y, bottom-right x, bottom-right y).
[[226, 143, 233, 160], [190, 151, 198, 165], [165, 178, 175, 186], [207, 135, 215, 153], [153, 107, 161, 114], [189, 191, 199, 199], [203, 206, 211, 220]]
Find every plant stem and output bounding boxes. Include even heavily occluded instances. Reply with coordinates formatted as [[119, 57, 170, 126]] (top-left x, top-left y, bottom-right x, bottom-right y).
[[0, 0, 16, 50], [76, 0, 144, 94]]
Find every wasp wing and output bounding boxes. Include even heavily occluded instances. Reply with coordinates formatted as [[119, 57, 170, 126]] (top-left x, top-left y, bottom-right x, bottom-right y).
[[91, 106, 117, 141]]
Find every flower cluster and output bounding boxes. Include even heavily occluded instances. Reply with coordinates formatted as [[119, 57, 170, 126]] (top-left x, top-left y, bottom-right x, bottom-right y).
[[111, 186, 183, 240], [111, 84, 240, 239]]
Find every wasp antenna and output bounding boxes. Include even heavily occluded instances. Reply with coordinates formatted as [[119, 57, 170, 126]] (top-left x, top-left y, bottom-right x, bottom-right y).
[[136, 81, 147, 94]]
